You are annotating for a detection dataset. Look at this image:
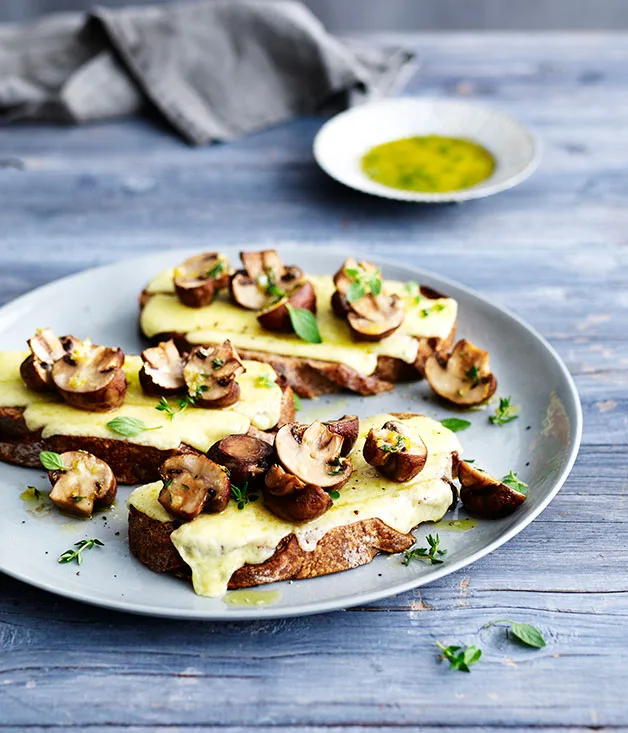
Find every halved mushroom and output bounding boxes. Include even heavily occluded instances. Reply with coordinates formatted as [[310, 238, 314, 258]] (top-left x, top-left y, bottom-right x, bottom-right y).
[[230, 249, 306, 311], [183, 340, 244, 408], [263, 483, 332, 523], [275, 421, 353, 490], [158, 454, 231, 521], [323, 415, 359, 456], [139, 340, 185, 396], [458, 460, 526, 519], [47, 451, 117, 517], [363, 420, 428, 483], [208, 433, 274, 488], [333, 257, 380, 296], [257, 280, 317, 333], [347, 293, 405, 342], [20, 328, 67, 392], [173, 253, 230, 308], [51, 340, 127, 412], [424, 339, 497, 406]]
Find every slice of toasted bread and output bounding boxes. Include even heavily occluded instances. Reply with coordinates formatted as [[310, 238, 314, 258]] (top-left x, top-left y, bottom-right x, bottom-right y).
[[139, 269, 458, 398], [127, 413, 460, 595], [0, 359, 294, 484]]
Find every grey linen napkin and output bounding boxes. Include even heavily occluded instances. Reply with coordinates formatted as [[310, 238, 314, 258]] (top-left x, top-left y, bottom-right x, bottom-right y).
[[0, 1, 415, 145]]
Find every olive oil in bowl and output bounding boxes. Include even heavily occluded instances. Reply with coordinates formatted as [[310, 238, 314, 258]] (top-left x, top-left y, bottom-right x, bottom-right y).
[[360, 135, 495, 194]]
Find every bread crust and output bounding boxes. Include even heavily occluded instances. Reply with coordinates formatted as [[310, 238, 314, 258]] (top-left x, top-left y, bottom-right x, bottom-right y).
[[139, 290, 456, 397], [127, 506, 415, 589], [0, 382, 294, 484]]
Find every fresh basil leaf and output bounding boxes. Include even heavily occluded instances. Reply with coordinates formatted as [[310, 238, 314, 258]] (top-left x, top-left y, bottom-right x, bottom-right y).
[[440, 417, 472, 433], [40, 451, 66, 471], [509, 622, 546, 648], [287, 305, 322, 344], [106, 416, 161, 438], [369, 277, 382, 296]]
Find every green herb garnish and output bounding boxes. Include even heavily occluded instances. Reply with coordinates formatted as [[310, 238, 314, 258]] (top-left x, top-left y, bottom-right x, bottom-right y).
[[483, 620, 546, 648], [155, 396, 176, 419], [40, 451, 66, 471], [403, 533, 446, 566], [328, 490, 340, 501], [381, 433, 409, 453], [106, 416, 161, 438], [212, 357, 224, 370], [162, 478, 174, 490], [327, 456, 346, 476], [206, 261, 225, 279], [345, 265, 382, 303], [292, 393, 302, 412], [231, 481, 259, 510], [256, 374, 275, 388], [58, 538, 104, 566], [287, 304, 322, 344], [404, 281, 421, 304], [436, 642, 482, 672], [502, 470, 528, 494], [489, 396, 519, 426], [440, 418, 471, 433], [465, 365, 480, 387]]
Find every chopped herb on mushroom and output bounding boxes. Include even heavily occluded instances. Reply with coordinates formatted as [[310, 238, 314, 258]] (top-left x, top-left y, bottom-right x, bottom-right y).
[[173, 252, 230, 308], [47, 451, 117, 518], [363, 420, 428, 482], [158, 454, 231, 520], [424, 339, 497, 407], [182, 340, 244, 408]]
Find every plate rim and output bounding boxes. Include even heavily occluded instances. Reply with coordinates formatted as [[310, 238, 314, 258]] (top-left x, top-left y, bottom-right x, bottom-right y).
[[313, 97, 543, 203], [0, 246, 582, 620]]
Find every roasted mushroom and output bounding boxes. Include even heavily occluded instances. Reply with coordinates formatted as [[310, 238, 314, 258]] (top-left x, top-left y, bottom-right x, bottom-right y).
[[275, 421, 353, 490], [346, 293, 405, 342], [363, 420, 428, 483], [139, 339, 185, 396], [294, 415, 359, 457], [51, 340, 127, 412], [182, 340, 245, 408], [47, 451, 117, 517], [263, 465, 332, 523], [208, 433, 274, 488], [257, 280, 317, 333], [332, 258, 404, 341], [424, 339, 497, 406], [230, 249, 308, 311], [158, 454, 231, 521], [458, 460, 526, 519], [20, 328, 67, 392], [173, 253, 230, 308]]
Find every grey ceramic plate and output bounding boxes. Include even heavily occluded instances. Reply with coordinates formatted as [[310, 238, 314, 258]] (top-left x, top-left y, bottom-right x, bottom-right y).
[[0, 247, 582, 620]]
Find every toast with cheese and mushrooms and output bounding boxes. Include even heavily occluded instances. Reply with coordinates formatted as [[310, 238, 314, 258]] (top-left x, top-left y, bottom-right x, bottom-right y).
[[127, 413, 463, 597], [0, 332, 294, 484], [138, 251, 460, 398]]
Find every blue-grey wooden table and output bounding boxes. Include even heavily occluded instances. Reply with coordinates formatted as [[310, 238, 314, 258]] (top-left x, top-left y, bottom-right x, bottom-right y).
[[1, 33, 627, 731]]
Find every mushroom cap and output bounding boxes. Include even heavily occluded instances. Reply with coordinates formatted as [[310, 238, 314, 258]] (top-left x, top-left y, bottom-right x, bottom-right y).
[[208, 433, 274, 488], [275, 421, 353, 489], [231, 249, 305, 311], [362, 420, 428, 483], [322, 415, 359, 456], [347, 293, 405, 342], [173, 253, 229, 308], [52, 342, 127, 412], [20, 329, 68, 392], [257, 280, 317, 333], [263, 470, 333, 523], [158, 454, 231, 521], [333, 257, 380, 296], [139, 339, 185, 396], [458, 460, 527, 519], [183, 340, 245, 408], [48, 451, 117, 517], [424, 339, 497, 406]]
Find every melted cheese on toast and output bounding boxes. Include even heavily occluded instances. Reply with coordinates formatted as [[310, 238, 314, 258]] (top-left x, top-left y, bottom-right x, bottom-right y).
[[128, 414, 461, 597], [0, 352, 284, 451], [141, 273, 457, 376]]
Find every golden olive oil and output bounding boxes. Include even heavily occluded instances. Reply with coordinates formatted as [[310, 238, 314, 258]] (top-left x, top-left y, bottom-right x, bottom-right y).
[[361, 135, 495, 193]]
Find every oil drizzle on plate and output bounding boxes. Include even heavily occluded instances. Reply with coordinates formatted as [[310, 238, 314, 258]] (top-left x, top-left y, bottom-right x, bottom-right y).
[[223, 589, 282, 607], [430, 518, 478, 533], [20, 486, 52, 517], [361, 136, 495, 193]]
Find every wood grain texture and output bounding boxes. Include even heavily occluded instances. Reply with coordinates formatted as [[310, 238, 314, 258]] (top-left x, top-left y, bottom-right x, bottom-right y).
[[1, 32, 627, 731]]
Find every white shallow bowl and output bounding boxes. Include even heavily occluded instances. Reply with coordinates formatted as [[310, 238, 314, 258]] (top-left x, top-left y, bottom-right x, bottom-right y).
[[313, 98, 541, 202]]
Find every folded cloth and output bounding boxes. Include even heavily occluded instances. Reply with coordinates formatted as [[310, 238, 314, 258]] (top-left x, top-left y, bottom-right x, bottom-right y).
[[0, 1, 416, 145]]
